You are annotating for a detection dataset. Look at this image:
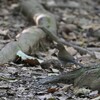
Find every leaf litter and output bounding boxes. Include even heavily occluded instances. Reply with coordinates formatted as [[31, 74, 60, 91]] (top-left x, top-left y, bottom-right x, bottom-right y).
[[0, 0, 100, 100]]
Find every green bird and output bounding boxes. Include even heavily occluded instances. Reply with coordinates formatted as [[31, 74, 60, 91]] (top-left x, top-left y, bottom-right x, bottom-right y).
[[57, 44, 83, 67]]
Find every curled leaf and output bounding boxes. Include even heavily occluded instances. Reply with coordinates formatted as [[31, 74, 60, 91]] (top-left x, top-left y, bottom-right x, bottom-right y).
[[16, 50, 43, 65]]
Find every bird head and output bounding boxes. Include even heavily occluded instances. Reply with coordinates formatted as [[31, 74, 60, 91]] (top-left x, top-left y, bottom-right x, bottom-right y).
[[56, 44, 65, 51]]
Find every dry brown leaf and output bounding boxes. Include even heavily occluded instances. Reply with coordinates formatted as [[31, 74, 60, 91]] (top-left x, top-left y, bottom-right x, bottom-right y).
[[16, 50, 43, 65], [47, 87, 59, 93]]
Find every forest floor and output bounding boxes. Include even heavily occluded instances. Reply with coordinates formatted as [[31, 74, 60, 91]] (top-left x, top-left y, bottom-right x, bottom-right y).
[[0, 0, 100, 100]]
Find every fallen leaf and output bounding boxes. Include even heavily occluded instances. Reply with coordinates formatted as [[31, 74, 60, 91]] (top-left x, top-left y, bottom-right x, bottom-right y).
[[16, 50, 43, 65], [74, 87, 91, 95], [51, 68, 59, 73], [48, 73, 59, 76], [65, 46, 77, 56], [38, 94, 53, 100], [47, 87, 59, 93], [89, 90, 98, 97], [94, 51, 100, 59], [60, 84, 73, 92]]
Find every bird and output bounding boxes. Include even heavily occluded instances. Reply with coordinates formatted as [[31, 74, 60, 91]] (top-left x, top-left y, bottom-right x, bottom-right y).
[[39, 26, 83, 67], [56, 44, 83, 67]]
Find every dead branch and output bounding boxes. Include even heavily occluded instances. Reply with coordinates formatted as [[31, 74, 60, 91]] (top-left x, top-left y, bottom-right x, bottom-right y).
[[0, 26, 45, 64], [0, 0, 57, 64], [39, 64, 100, 91]]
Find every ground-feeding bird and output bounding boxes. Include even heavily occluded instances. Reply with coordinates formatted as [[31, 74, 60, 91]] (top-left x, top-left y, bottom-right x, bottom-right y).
[[38, 26, 83, 67], [56, 44, 83, 67]]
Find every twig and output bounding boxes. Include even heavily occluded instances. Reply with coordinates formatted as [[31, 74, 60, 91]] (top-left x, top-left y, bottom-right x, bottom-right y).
[[0, 76, 16, 82], [87, 47, 100, 52], [39, 26, 95, 57]]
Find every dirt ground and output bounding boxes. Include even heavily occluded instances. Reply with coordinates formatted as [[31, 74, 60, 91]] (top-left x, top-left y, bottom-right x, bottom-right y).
[[0, 0, 100, 100]]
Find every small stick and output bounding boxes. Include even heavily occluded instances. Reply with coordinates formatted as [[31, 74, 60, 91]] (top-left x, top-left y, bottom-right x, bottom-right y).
[[39, 26, 95, 57]]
